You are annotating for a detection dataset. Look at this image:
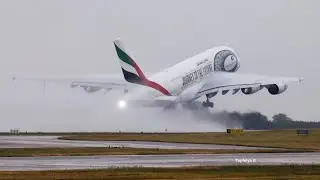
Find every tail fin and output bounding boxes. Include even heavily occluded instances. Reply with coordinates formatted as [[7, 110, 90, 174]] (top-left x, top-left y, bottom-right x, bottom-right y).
[[113, 38, 147, 85], [113, 38, 171, 96]]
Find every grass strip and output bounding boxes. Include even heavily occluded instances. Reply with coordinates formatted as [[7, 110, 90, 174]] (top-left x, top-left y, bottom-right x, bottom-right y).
[[0, 165, 319, 180]]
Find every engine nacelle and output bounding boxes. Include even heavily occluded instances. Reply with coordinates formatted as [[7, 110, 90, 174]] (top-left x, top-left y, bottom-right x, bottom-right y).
[[267, 83, 288, 95], [83, 86, 102, 93], [241, 86, 261, 95]]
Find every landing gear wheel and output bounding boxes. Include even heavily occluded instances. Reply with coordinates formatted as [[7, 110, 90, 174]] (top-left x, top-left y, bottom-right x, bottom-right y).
[[202, 95, 214, 108], [202, 99, 214, 108], [202, 101, 214, 108]]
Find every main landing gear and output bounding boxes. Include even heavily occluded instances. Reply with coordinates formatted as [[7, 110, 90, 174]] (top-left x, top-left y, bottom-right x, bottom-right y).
[[202, 94, 214, 108]]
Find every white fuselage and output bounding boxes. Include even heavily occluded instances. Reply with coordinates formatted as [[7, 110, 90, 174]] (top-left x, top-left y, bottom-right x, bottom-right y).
[[124, 46, 240, 101]]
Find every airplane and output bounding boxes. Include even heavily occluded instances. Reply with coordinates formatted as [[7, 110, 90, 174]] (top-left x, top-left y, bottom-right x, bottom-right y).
[[69, 38, 303, 109]]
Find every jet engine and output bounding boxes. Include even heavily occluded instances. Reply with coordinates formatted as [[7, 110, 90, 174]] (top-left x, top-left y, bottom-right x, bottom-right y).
[[266, 83, 288, 95], [241, 86, 261, 95]]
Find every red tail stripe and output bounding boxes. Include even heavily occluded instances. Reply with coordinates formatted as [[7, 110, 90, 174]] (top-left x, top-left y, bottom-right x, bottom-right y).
[[128, 56, 147, 80], [128, 56, 171, 96], [144, 80, 171, 96]]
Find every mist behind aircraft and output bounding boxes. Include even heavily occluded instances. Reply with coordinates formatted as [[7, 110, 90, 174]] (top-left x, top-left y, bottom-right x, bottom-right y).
[[1, 81, 236, 132], [0, 0, 318, 131]]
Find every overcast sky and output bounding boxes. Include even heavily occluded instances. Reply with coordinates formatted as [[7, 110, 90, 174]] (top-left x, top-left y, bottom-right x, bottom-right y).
[[0, 0, 319, 131]]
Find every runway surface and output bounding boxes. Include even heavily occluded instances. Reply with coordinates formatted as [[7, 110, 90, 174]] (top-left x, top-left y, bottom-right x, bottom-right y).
[[0, 136, 272, 150], [0, 136, 319, 171], [0, 152, 319, 171]]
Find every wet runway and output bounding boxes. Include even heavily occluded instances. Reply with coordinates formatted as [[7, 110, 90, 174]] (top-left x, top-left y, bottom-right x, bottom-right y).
[[0, 136, 319, 171], [0, 152, 319, 171], [0, 136, 272, 150]]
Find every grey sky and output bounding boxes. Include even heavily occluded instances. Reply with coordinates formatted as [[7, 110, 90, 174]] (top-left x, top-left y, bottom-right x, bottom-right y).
[[0, 0, 319, 131]]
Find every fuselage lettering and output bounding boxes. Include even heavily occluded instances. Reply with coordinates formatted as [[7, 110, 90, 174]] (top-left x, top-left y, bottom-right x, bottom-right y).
[[182, 63, 213, 86]]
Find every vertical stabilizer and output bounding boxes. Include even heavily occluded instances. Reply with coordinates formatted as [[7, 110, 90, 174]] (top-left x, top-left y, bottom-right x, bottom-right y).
[[113, 38, 171, 96]]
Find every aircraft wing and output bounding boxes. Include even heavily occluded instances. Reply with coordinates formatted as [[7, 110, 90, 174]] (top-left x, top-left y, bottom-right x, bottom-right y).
[[12, 73, 135, 93], [123, 72, 303, 108], [70, 80, 131, 93], [190, 72, 303, 100]]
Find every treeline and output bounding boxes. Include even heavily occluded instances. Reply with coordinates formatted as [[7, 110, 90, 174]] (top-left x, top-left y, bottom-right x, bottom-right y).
[[214, 111, 320, 130]]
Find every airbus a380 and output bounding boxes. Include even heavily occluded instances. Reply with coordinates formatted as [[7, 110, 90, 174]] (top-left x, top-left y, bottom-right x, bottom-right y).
[[70, 38, 303, 109]]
